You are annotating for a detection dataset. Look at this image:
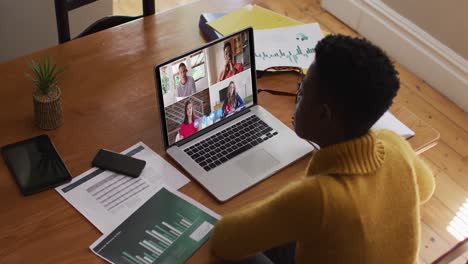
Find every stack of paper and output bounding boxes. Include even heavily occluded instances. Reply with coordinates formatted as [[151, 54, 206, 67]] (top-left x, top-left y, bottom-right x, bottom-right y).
[[207, 4, 302, 35], [56, 142, 190, 233], [206, 5, 325, 71]]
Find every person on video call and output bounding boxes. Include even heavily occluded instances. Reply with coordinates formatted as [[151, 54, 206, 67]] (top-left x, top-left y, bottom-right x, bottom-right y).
[[218, 41, 244, 82], [177, 63, 196, 97], [222, 81, 244, 118], [178, 99, 199, 140], [210, 35, 434, 264]]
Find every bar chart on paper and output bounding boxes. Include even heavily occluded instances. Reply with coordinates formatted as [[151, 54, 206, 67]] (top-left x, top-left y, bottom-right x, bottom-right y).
[[91, 187, 219, 264], [128, 214, 197, 263]]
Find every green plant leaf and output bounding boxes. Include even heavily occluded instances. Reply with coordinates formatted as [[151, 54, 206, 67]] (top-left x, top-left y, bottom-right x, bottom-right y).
[[45, 56, 50, 73], [44, 57, 50, 84], [26, 56, 64, 95]]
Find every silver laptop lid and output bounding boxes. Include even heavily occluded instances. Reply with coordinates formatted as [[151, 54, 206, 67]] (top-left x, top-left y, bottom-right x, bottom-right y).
[[154, 28, 257, 149]]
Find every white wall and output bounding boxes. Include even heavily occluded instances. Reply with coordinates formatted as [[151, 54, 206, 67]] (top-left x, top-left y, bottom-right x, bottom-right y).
[[0, 0, 112, 63], [206, 41, 226, 85], [321, 0, 468, 112], [196, 73, 209, 92], [161, 66, 176, 106], [382, 0, 468, 60]]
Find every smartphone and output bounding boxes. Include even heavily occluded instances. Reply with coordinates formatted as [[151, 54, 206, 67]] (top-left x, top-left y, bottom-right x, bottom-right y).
[[92, 149, 146, 177]]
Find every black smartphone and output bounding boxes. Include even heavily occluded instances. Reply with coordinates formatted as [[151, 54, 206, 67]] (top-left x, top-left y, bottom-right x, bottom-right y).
[[92, 149, 146, 178]]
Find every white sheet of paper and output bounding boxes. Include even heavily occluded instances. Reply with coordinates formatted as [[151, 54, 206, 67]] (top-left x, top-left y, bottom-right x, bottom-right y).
[[372, 111, 415, 139], [254, 23, 324, 71], [56, 142, 190, 234]]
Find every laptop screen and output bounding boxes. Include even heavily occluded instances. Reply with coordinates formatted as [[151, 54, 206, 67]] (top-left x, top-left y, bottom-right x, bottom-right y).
[[155, 29, 255, 148]]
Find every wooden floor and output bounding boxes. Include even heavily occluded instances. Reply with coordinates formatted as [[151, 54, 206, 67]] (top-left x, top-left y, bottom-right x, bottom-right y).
[[114, 0, 468, 263]]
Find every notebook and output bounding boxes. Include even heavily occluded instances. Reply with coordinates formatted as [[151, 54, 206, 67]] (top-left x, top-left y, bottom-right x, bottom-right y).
[[207, 4, 302, 36]]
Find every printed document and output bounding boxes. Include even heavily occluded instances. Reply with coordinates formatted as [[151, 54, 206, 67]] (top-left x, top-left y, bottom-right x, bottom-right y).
[[372, 111, 415, 139], [254, 23, 324, 71], [56, 142, 190, 233], [91, 185, 219, 264]]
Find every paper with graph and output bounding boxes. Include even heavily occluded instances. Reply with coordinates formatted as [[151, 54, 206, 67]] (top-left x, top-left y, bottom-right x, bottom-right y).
[[254, 23, 324, 71], [90, 185, 219, 264], [55, 142, 190, 234]]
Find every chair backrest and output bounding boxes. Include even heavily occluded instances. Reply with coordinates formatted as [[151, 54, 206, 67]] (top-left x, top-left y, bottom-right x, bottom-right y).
[[431, 238, 467, 264], [54, 0, 155, 44]]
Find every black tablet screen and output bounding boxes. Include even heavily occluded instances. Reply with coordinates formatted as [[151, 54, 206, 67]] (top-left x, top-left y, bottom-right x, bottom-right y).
[[1, 135, 72, 195]]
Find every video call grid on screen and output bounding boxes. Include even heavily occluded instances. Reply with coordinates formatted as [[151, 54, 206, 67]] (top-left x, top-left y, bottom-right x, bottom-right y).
[[158, 32, 254, 146]]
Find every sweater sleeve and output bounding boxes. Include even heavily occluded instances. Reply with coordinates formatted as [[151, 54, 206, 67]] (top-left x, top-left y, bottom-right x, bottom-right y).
[[412, 155, 435, 204], [377, 129, 435, 204], [211, 178, 323, 260], [236, 94, 244, 109]]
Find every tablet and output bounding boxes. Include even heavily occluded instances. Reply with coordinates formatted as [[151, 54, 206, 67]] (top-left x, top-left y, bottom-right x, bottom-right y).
[[1, 134, 72, 196]]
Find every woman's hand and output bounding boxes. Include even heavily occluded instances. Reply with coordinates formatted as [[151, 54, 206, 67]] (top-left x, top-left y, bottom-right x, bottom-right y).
[[206, 238, 223, 264], [225, 61, 233, 73]]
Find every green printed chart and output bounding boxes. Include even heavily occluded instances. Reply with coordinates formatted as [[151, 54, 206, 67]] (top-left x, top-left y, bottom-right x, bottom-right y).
[[91, 187, 219, 264]]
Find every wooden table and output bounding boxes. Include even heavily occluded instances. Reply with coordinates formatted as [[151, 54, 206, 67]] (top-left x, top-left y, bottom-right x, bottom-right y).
[[0, 0, 439, 263]]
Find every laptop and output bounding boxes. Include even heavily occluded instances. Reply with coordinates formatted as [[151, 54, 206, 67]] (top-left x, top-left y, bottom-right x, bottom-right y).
[[154, 28, 313, 202]]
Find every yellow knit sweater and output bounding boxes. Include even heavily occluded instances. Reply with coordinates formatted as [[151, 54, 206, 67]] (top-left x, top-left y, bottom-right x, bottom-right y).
[[211, 130, 435, 263]]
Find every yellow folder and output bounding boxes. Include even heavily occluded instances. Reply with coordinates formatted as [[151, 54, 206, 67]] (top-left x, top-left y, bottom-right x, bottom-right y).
[[207, 4, 303, 35]]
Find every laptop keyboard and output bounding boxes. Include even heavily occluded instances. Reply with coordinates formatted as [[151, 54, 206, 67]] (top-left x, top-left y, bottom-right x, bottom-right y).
[[184, 115, 278, 171]]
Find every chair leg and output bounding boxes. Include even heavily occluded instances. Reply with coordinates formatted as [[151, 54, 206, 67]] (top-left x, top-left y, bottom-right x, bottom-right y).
[[143, 0, 155, 16], [54, 0, 71, 44]]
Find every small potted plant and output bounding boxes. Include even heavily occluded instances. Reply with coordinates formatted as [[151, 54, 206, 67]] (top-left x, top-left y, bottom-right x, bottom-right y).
[[26, 56, 64, 130]]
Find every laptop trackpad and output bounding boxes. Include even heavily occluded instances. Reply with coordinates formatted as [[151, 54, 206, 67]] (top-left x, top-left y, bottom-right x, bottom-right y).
[[237, 149, 279, 179]]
